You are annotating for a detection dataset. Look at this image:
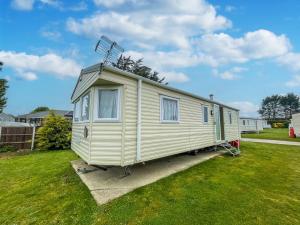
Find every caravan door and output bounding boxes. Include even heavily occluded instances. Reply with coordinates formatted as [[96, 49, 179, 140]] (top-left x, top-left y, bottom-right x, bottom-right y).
[[214, 104, 222, 142]]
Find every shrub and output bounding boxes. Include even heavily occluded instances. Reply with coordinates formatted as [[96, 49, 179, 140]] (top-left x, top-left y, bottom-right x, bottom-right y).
[[0, 145, 17, 153], [36, 112, 72, 150]]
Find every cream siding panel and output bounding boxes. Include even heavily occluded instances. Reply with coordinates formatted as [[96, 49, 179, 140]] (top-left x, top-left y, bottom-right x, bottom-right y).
[[71, 122, 90, 162], [139, 82, 219, 162], [292, 113, 300, 136], [89, 71, 138, 166], [90, 123, 122, 165]]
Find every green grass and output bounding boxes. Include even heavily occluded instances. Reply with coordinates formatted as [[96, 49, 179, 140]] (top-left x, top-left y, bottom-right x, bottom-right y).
[[242, 128, 300, 142], [1, 144, 300, 225]]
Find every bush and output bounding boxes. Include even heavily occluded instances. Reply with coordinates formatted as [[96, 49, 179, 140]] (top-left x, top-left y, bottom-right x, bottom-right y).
[[0, 145, 17, 153], [36, 112, 72, 150]]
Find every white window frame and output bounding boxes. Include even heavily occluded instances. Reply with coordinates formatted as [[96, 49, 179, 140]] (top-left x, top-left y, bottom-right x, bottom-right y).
[[202, 105, 209, 124], [94, 87, 121, 122], [73, 99, 81, 122], [228, 111, 232, 124], [160, 95, 180, 123], [80, 92, 90, 122]]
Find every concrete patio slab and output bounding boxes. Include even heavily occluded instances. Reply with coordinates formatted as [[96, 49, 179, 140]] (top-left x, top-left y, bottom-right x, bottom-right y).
[[71, 150, 224, 205], [241, 138, 300, 146]]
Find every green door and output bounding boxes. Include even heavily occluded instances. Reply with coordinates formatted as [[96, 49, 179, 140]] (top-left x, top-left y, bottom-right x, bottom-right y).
[[214, 105, 221, 141]]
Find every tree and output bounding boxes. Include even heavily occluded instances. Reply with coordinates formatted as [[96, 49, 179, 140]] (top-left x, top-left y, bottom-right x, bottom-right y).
[[36, 112, 71, 150], [31, 106, 50, 113], [0, 62, 8, 113], [280, 93, 299, 119], [113, 55, 167, 84], [258, 95, 284, 120]]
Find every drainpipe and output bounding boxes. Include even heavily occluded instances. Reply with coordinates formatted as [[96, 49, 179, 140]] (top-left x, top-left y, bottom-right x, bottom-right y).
[[136, 79, 142, 161]]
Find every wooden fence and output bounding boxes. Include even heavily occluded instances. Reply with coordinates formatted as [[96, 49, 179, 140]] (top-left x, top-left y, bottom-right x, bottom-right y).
[[0, 126, 36, 150]]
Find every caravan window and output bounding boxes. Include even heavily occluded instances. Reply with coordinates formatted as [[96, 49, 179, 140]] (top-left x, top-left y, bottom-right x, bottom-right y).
[[74, 100, 80, 122], [81, 92, 90, 121], [203, 105, 209, 123], [95, 88, 120, 120], [243, 120, 245, 125], [229, 111, 232, 124], [160, 96, 179, 122]]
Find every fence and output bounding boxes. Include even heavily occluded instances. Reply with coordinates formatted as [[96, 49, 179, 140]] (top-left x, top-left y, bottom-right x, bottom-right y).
[[0, 126, 36, 150]]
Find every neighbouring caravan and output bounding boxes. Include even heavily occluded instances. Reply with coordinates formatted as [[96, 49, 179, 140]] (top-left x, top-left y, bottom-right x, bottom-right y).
[[71, 64, 240, 167], [291, 113, 300, 137], [262, 120, 271, 129], [239, 117, 264, 133]]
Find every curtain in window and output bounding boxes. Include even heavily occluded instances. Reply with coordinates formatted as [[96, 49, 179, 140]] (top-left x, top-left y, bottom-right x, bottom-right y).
[[163, 98, 178, 121], [74, 101, 80, 121], [203, 107, 208, 122], [81, 94, 90, 120], [98, 89, 118, 119]]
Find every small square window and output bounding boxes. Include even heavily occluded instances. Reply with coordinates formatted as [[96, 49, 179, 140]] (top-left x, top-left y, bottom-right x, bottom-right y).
[[160, 96, 179, 122], [203, 106, 209, 123]]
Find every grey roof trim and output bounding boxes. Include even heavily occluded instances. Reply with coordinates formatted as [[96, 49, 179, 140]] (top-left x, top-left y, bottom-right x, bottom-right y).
[[70, 64, 102, 100], [71, 63, 239, 111], [103, 65, 239, 111]]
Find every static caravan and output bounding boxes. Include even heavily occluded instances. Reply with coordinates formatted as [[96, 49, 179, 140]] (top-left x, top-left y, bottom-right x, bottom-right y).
[[291, 113, 300, 137], [239, 117, 264, 133], [71, 64, 240, 167], [262, 120, 271, 129]]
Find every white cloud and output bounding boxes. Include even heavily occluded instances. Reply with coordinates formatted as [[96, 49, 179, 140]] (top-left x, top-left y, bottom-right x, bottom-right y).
[[212, 67, 247, 80], [277, 52, 300, 72], [225, 5, 235, 12], [286, 75, 300, 87], [69, 1, 87, 11], [40, 30, 61, 41], [0, 51, 81, 79], [67, 0, 231, 49], [162, 71, 189, 83], [228, 101, 259, 117], [93, 0, 128, 7], [17, 71, 38, 81], [195, 29, 291, 66], [11, 0, 34, 10]]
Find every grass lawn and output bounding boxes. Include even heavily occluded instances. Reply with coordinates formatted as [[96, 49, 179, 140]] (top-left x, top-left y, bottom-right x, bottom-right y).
[[242, 128, 300, 142], [1, 143, 300, 225]]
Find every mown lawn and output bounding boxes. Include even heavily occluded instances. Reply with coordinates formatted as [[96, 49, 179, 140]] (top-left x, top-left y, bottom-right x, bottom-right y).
[[242, 128, 300, 142], [1, 143, 300, 225]]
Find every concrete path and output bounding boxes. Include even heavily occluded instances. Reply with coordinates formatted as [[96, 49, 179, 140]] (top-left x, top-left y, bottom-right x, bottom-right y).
[[71, 151, 224, 205], [241, 138, 300, 146]]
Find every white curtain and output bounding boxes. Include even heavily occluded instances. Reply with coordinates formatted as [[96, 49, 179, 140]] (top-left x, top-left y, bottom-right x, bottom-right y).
[[98, 89, 118, 118], [163, 98, 178, 121], [81, 94, 90, 120]]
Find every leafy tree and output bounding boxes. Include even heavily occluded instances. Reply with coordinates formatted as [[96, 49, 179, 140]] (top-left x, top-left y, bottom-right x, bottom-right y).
[[280, 93, 299, 119], [31, 106, 50, 113], [0, 62, 8, 113], [258, 95, 284, 120], [36, 112, 71, 150], [113, 55, 167, 84]]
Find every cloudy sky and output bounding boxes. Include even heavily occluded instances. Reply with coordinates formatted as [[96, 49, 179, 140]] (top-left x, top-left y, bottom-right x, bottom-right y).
[[1, 0, 300, 116]]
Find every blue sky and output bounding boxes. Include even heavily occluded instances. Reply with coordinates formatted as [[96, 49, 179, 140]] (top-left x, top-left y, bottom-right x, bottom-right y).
[[1, 0, 300, 116]]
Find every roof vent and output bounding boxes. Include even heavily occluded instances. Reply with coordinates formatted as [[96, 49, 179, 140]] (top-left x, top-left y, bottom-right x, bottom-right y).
[[209, 94, 214, 101]]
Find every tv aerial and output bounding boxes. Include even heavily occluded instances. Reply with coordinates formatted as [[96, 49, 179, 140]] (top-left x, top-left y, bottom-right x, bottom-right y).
[[95, 35, 124, 65]]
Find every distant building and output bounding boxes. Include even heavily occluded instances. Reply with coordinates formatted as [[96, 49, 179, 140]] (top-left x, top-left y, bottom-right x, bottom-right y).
[[15, 110, 73, 126], [0, 113, 15, 122]]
